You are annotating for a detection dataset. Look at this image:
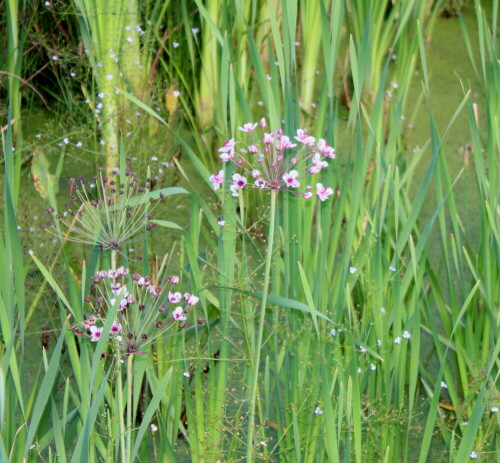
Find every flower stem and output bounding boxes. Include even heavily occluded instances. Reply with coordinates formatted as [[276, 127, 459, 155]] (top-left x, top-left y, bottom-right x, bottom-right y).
[[126, 354, 134, 462], [246, 190, 277, 462], [117, 364, 127, 462]]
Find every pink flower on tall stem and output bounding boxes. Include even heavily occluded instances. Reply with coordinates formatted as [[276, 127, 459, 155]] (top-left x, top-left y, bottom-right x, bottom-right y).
[[209, 120, 335, 201]]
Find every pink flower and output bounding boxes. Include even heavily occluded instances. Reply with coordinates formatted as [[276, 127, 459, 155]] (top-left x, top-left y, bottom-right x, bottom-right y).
[[303, 192, 313, 199], [89, 326, 103, 342], [317, 138, 335, 158], [263, 132, 274, 145], [110, 322, 121, 334], [219, 139, 236, 162], [238, 122, 258, 132], [187, 294, 199, 306], [219, 138, 236, 152], [316, 183, 333, 201], [255, 178, 267, 189], [167, 275, 179, 285], [116, 266, 129, 276], [260, 117, 266, 128], [168, 291, 182, 303], [172, 307, 187, 321], [251, 169, 261, 178], [248, 144, 259, 154], [278, 135, 297, 150], [294, 129, 315, 146], [309, 153, 328, 174], [209, 170, 224, 190], [232, 173, 247, 189], [283, 170, 300, 188], [107, 270, 118, 280]]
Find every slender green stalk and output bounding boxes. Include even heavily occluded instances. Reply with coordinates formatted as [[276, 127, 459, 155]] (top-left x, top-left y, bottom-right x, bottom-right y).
[[126, 354, 133, 462], [246, 190, 277, 461]]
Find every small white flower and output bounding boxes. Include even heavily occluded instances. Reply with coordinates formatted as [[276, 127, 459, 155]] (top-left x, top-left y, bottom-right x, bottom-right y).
[[389, 266, 396, 272], [314, 406, 323, 415], [35, 133, 41, 138], [44, 1, 50, 5], [394, 337, 401, 344], [126, 36, 133, 43], [183, 371, 190, 378], [192, 27, 200, 34], [490, 406, 498, 412], [173, 90, 180, 97], [370, 363, 376, 371], [173, 41, 180, 48], [349, 267, 357, 274], [357, 367, 362, 374], [106, 74, 113, 80], [151, 156, 158, 161], [380, 307, 386, 314], [360, 346, 367, 353], [377, 339, 382, 347], [63, 137, 69, 144], [99, 140, 105, 145], [402, 331, 411, 339], [330, 328, 336, 336], [260, 441, 267, 447], [217, 220, 225, 226], [440, 381, 448, 389], [52, 55, 58, 60], [70, 72, 76, 77], [151, 424, 158, 432], [470, 451, 478, 459], [76, 141, 82, 147]]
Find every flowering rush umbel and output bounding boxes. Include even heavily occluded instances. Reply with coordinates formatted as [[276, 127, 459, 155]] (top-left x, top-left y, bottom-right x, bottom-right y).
[[72, 267, 198, 356], [41, 167, 162, 251], [209, 119, 335, 200]]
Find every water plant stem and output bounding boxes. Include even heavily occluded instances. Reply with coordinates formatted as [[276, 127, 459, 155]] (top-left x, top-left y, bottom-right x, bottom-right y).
[[246, 190, 277, 462], [126, 354, 134, 462]]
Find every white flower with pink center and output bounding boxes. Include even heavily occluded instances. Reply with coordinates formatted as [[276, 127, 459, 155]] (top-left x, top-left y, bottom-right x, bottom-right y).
[[89, 326, 103, 342], [317, 138, 335, 158], [110, 322, 121, 334], [316, 183, 333, 201], [248, 144, 259, 154], [309, 153, 328, 174], [251, 169, 261, 178], [238, 122, 258, 132], [263, 132, 274, 145], [279, 135, 297, 149], [187, 294, 199, 306], [209, 170, 224, 190], [172, 307, 187, 321], [303, 192, 313, 199], [255, 178, 267, 189], [232, 173, 247, 190], [283, 170, 300, 188], [168, 291, 182, 303], [294, 129, 315, 146]]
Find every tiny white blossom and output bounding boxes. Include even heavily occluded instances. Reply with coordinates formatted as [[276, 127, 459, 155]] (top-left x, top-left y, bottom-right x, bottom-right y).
[[370, 363, 376, 371], [183, 371, 190, 378], [173, 90, 180, 97], [173, 41, 180, 48], [389, 266, 396, 271], [349, 267, 357, 274], [490, 406, 498, 412], [314, 406, 323, 415], [402, 331, 411, 339], [441, 381, 448, 389], [63, 137, 69, 144], [394, 337, 401, 344], [470, 451, 478, 459], [151, 424, 158, 432]]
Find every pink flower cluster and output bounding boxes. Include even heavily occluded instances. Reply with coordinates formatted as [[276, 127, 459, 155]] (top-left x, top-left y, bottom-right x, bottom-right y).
[[72, 268, 198, 356], [209, 119, 335, 201]]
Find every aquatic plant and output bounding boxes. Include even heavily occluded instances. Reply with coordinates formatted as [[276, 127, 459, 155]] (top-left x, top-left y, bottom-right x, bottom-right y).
[[41, 168, 162, 252], [73, 268, 197, 357]]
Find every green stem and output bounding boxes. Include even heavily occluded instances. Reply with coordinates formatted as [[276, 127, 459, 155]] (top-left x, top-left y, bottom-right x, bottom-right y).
[[126, 354, 134, 462], [117, 365, 127, 462], [246, 190, 277, 462]]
